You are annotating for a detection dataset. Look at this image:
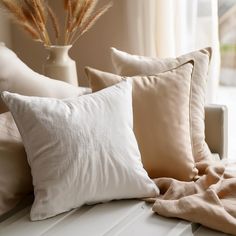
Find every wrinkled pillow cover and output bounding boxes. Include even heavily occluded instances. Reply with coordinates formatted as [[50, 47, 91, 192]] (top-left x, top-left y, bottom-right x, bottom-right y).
[[2, 81, 158, 221]]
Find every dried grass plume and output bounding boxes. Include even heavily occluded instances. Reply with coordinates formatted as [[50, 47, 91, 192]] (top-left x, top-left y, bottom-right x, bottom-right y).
[[0, 0, 113, 46]]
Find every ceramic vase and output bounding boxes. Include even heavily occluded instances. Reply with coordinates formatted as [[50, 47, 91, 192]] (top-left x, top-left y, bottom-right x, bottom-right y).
[[43, 45, 78, 86]]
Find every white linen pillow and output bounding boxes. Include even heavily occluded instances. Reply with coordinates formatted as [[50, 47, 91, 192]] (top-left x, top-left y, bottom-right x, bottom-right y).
[[2, 81, 158, 221], [0, 44, 90, 113]]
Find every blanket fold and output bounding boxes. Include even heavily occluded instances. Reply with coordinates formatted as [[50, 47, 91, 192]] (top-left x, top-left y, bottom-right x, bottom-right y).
[[151, 160, 236, 235]]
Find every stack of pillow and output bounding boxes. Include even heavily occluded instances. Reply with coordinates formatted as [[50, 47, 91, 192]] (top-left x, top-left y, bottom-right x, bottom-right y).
[[0, 44, 212, 221], [87, 47, 213, 176]]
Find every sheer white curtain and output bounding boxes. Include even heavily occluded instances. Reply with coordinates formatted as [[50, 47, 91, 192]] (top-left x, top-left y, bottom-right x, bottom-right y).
[[125, 0, 220, 103]]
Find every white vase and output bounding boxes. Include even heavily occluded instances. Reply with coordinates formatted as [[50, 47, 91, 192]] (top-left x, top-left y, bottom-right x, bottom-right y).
[[43, 45, 78, 86]]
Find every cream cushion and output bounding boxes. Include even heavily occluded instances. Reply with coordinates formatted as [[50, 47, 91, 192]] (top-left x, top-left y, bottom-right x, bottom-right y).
[[0, 44, 89, 113], [2, 81, 158, 221], [0, 112, 32, 216], [111, 47, 212, 163], [85, 63, 198, 181]]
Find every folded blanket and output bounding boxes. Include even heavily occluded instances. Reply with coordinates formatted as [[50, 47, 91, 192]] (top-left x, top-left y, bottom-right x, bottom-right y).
[[148, 160, 236, 235]]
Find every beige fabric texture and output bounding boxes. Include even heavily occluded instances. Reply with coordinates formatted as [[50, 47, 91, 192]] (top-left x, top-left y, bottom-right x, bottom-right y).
[[0, 44, 89, 113], [111, 47, 212, 163], [0, 112, 32, 216], [85, 63, 198, 181], [146, 160, 236, 235], [2, 81, 158, 221]]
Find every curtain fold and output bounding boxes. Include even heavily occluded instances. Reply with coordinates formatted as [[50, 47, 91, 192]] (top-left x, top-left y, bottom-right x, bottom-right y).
[[155, 0, 176, 57], [124, 0, 220, 103]]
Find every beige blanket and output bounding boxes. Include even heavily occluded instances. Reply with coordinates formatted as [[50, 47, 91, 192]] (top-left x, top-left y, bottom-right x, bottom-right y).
[[147, 160, 236, 235]]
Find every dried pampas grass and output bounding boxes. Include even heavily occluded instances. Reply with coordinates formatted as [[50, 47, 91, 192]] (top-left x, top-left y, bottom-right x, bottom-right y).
[[47, 5, 60, 43], [71, 2, 112, 44], [0, 0, 51, 44], [65, 0, 112, 45], [0, 0, 113, 46]]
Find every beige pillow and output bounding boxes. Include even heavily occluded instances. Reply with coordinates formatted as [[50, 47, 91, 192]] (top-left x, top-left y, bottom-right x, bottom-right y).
[[0, 44, 90, 113], [2, 81, 158, 221], [0, 112, 32, 216], [111, 47, 212, 163], [85, 63, 198, 181]]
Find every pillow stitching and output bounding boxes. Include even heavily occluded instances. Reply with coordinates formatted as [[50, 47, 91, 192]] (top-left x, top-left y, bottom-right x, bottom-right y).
[[188, 60, 197, 176]]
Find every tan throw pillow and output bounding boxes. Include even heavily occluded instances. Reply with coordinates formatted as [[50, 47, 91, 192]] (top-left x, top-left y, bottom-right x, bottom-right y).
[[2, 81, 158, 221], [0, 44, 90, 113], [110, 47, 212, 163], [0, 112, 32, 216], [85, 63, 198, 181]]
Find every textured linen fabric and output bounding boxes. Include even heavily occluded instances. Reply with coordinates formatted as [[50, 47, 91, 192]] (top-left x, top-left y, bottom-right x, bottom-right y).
[[110, 47, 212, 163], [0, 44, 89, 113], [85, 63, 198, 181], [146, 160, 236, 235], [0, 112, 32, 216], [2, 81, 158, 221]]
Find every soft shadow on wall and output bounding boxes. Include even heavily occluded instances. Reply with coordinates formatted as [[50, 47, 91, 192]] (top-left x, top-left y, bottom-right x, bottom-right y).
[[0, 16, 11, 46], [10, 0, 134, 87]]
